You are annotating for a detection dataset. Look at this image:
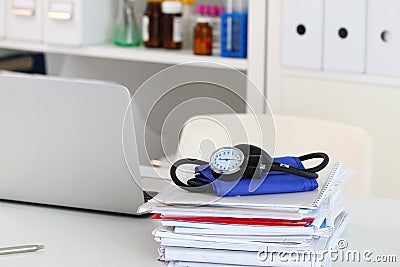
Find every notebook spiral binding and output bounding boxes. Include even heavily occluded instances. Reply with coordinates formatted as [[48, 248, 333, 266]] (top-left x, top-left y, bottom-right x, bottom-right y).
[[312, 162, 342, 207]]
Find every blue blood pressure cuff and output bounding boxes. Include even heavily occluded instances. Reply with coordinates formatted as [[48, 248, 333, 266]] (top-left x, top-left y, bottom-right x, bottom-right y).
[[194, 156, 318, 197], [170, 144, 328, 197]]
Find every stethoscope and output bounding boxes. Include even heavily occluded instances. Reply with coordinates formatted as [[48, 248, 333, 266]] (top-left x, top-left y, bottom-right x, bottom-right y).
[[170, 144, 329, 193]]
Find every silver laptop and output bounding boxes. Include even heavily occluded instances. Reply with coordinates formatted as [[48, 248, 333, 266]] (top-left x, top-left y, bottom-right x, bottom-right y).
[[0, 74, 145, 214]]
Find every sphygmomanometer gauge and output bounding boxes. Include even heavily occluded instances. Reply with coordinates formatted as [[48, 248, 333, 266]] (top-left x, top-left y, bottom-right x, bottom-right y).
[[209, 147, 245, 175]]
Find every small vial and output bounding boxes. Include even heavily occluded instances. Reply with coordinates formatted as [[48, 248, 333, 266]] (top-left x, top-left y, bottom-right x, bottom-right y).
[[142, 0, 163, 48], [193, 17, 212, 55], [162, 1, 183, 49]]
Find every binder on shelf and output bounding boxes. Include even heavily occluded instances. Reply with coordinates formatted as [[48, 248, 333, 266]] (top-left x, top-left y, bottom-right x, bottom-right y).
[[366, 0, 400, 77], [43, 0, 116, 46], [323, 0, 367, 73], [0, 0, 6, 39], [281, 0, 324, 70], [6, 0, 44, 42], [0, 52, 46, 74]]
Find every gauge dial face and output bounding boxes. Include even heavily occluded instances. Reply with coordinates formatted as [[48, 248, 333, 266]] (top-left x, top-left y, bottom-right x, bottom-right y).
[[209, 147, 245, 174]]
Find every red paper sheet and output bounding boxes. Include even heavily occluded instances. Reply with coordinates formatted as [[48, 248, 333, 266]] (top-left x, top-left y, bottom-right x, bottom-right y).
[[152, 214, 314, 227]]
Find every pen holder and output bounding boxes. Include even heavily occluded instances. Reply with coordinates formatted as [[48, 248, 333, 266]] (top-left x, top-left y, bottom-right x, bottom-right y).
[[220, 12, 248, 58]]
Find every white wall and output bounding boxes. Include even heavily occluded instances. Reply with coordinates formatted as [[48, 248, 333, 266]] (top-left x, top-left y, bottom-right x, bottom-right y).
[[280, 74, 400, 198]]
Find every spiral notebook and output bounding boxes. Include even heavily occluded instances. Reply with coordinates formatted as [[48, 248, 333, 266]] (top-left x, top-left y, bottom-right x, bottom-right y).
[[139, 162, 350, 212]]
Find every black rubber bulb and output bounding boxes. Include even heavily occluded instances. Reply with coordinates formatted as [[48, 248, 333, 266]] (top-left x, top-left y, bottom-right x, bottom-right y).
[[234, 144, 273, 179]]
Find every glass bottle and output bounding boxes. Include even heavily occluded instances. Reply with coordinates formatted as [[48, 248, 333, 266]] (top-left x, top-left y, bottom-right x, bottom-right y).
[[114, 0, 142, 47], [142, 0, 163, 48], [162, 1, 183, 49], [182, 0, 196, 49], [193, 17, 212, 55]]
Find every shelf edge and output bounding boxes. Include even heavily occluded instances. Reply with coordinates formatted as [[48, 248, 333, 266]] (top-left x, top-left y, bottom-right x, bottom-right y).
[[0, 40, 248, 71], [283, 68, 400, 88]]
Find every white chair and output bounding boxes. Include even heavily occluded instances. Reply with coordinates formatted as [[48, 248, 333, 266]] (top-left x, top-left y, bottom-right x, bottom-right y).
[[173, 113, 372, 195]]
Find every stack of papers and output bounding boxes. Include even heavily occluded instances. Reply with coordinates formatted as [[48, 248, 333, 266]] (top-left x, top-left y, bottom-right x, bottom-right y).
[[139, 162, 352, 267]]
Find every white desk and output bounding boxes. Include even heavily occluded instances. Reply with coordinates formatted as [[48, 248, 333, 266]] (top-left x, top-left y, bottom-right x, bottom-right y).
[[1, 195, 399, 267]]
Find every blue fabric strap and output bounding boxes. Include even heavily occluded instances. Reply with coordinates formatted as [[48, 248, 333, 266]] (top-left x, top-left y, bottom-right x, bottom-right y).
[[194, 156, 318, 197]]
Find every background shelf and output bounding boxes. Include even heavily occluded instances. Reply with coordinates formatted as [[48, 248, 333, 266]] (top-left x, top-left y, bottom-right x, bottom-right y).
[[0, 40, 248, 71]]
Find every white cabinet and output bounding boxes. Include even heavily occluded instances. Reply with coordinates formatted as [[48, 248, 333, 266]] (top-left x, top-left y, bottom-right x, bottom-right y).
[[0, 0, 270, 163]]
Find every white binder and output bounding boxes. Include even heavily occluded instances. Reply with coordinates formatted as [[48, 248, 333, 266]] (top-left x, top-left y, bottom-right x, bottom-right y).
[[43, 0, 115, 46], [366, 0, 400, 77], [281, 0, 324, 70], [6, 0, 44, 42], [0, 0, 6, 38], [323, 0, 367, 73]]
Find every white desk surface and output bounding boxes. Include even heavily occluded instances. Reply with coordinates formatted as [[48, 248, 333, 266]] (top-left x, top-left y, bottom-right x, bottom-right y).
[[1, 195, 399, 267]]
